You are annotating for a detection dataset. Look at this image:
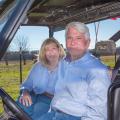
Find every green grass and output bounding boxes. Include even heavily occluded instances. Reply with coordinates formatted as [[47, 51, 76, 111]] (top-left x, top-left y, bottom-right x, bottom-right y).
[[100, 55, 117, 68], [0, 56, 115, 114], [0, 60, 33, 114]]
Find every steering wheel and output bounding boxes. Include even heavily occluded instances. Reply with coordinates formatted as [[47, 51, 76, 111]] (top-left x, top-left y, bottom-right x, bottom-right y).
[[0, 87, 32, 120]]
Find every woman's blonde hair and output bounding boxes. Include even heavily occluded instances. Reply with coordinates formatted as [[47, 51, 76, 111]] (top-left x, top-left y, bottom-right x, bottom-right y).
[[39, 37, 65, 67]]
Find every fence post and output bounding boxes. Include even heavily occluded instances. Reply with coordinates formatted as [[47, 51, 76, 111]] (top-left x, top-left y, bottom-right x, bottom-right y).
[[20, 47, 22, 84]]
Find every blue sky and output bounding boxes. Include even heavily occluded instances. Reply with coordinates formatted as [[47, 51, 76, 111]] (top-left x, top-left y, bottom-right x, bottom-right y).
[[12, 18, 120, 51]]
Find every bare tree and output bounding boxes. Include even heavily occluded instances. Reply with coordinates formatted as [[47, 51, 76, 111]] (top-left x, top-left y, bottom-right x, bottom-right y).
[[3, 47, 9, 65], [3, 45, 12, 66], [12, 35, 30, 65]]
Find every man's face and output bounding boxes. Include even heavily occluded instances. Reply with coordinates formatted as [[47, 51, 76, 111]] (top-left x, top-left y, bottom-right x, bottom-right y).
[[66, 27, 90, 58]]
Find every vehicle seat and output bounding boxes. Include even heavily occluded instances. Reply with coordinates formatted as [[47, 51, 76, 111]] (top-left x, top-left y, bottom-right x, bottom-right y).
[[107, 56, 120, 120]]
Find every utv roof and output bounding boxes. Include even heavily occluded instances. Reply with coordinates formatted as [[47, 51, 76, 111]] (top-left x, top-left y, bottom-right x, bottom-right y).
[[1, 0, 120, 31], [27, 0, 120, 27]]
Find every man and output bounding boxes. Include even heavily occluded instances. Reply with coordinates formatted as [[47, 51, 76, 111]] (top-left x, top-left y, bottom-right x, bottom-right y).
[[38, 22, 111, 120]]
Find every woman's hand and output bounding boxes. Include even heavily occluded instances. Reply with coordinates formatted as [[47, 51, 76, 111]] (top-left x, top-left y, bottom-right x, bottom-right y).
[[19, 91, 32, 107]]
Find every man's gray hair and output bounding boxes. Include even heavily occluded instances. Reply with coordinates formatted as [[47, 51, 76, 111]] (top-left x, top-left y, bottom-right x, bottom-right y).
[[65, 22, 90, 41]]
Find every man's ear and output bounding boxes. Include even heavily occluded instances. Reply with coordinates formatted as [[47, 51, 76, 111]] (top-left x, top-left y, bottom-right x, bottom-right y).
[[86, 39, 90, 48]]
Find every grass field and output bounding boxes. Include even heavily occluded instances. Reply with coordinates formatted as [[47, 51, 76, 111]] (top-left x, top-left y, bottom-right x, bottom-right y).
[[100, 55, 116, 68], [0, 56, 115, 114], [0, 60, 33, 114]]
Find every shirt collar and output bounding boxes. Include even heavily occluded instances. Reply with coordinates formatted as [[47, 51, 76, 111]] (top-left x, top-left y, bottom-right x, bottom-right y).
[[69, 51, 92, 64]]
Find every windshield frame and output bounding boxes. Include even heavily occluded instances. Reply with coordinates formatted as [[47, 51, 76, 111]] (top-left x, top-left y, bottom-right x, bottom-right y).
[[0, 0, 35, 60]]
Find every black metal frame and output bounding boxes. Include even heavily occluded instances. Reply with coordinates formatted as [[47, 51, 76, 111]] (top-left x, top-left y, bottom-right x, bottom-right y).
[[0, 0, 35, 60]]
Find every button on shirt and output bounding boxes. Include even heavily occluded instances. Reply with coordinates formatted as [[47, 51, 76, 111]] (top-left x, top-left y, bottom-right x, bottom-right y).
[[51, 52, 111, 120], [20, 62, 59, 95]]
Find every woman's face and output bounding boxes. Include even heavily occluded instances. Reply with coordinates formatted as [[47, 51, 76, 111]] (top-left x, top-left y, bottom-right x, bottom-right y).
[[45, 42, 60, 63]]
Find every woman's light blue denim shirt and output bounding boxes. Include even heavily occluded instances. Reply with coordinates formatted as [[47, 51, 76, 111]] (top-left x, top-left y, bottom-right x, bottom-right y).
[[20, 62, 59, 95]]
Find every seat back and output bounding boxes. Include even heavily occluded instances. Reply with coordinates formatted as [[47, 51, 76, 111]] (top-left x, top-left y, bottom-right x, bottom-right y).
[[108, 56, 120, 120], [108, 83, 120, 120]]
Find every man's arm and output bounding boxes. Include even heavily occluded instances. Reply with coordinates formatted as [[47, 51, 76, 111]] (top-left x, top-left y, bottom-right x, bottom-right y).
[[82, 68, 111, 120]]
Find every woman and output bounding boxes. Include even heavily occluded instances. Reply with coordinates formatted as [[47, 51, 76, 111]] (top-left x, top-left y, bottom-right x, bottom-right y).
[[17, 37, 65, 119]]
